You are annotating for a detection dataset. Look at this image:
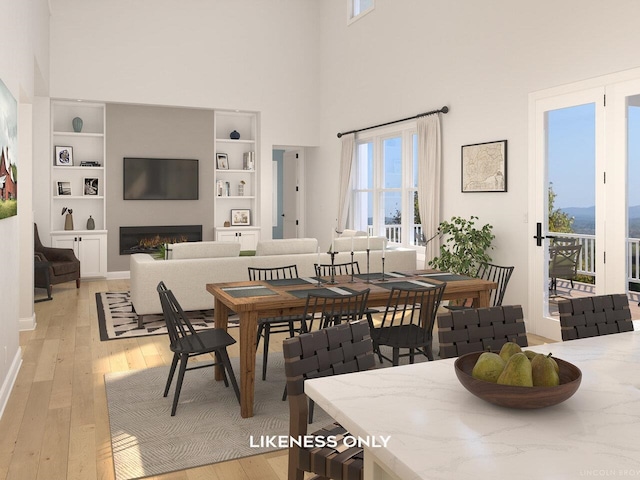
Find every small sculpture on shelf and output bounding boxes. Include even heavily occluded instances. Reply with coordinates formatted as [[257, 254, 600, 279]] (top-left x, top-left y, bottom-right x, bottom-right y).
[[238, 180, 245, 196], [86, 215, 95, 230], [72, 117, 83, 133], [230, 130, 240, 140], [61, 207, 74, 230]]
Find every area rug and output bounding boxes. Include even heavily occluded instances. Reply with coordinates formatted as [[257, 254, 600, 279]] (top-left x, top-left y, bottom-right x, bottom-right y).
[[96, 291, 237, 341], [104, 354, 330, 480]]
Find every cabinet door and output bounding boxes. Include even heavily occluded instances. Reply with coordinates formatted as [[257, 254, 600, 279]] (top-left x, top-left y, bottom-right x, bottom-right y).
[[51, 235, 78, 251], [216, 231, 240, 243], [238, 231, 259, 250], [77, 234, 107, 277]]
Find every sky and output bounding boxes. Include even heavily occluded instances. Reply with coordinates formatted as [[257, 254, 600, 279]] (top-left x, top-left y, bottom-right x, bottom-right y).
[[547, 100, 640, 209]]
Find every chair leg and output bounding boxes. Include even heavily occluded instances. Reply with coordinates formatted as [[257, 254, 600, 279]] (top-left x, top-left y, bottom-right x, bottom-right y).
[[171, 355, 189, 416], [256, 323, 264, 349], [282, 384, 287, 401], [409, 348, 415, 364], [218, 349, 240, 404], [262, 325, 271, 381], [308, 399, 316, 424], [76, 278, 80, 288], [164, 353, 179, 397], [425, 344, 434, 361], [393, 348, 400, 366], [214, 351, 229, 387]]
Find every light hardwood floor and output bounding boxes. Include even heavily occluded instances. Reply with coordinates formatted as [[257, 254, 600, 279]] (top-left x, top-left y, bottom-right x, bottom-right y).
[[0, 279, 555, 480]]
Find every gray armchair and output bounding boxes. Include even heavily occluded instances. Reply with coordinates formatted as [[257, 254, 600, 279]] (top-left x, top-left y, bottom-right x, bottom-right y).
[[34, 223, 80, 296]]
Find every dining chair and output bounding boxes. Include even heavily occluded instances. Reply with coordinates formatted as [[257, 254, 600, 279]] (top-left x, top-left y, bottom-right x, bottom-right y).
[[157, 281, 240, 416], [248, 265, 305, 380], [558, 293, 634, 340], [549, 244, 582, 295], [282, 320, 375, 480], [368, 284, 445, 366], [314, 260, 361, 277], [437, 305, 528, 359], [446, 262, 514, 309]]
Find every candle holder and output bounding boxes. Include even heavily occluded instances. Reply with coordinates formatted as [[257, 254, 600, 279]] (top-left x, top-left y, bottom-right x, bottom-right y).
[[379, 256, 387, 282], [365, 248, 371, 284], [349, 250, 355, 283], [328, 251, 338, 284]]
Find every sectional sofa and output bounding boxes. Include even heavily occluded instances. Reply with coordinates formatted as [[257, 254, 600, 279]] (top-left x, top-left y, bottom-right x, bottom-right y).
[[129, 237, 417, 317]]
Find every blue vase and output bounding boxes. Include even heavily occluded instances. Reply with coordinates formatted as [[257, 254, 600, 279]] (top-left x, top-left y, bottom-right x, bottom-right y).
[[72, 117, 83, 133], [230, 130, 240, 140]]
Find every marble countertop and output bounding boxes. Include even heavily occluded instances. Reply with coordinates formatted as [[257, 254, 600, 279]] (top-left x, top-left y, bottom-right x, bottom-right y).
[[305, 331, 640, 480]]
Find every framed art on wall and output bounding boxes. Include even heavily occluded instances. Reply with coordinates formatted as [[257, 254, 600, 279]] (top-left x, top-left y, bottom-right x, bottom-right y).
[[461, 140, 507, 192], [231, 209, 251, 226], [216, 153, 229, 170], [57, 181, 72, 196], [55, 146, 74, 166], [83, 177, 99, 195]]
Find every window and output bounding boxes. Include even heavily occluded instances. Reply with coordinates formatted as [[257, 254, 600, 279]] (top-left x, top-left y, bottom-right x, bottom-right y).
[[348, 0, 374, 24], [351, 122, 424, 249]]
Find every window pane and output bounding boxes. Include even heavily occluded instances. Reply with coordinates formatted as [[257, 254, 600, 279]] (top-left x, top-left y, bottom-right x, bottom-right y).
[[383, 191, 402, 243], [353, 191, 372, 233], [356, 142, 373, 189], [410, 190, 424, 246], [383, 137, 402, 188], [413, 134, 418, 188], [353, 0, 373, 16]]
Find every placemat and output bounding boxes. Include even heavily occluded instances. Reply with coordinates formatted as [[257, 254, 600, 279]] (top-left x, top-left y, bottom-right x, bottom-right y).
[[354, 271, 408, 281], [265, 277, 324, 286], [376, 279, 439, 290], [221, 285, 279, 298], [287, 286, 360, 298], [419, 273, 473, 281]]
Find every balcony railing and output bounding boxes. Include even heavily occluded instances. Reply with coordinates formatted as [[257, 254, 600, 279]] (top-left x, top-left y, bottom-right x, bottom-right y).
[[367, 224, 425, 246]]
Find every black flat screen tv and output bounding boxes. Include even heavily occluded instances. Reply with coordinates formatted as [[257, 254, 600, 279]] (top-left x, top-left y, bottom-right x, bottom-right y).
[[123, 157, 199, 200]]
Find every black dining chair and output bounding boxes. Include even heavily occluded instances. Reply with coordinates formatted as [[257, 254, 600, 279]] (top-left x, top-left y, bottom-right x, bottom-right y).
[[157, 281, 240, 416], [248, 265, 305, 380], [368, 283, 445, 366], [314, 260, 361, 277], [446, 262, 514, 309]]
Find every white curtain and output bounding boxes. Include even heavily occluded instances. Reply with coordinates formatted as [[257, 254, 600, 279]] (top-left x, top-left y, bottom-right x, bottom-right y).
[[417, 114, 442, 267], [336, 133, 355, 233]]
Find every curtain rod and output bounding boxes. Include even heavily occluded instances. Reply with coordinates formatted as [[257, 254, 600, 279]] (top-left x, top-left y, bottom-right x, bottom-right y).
[[336, 106, 449, 138]]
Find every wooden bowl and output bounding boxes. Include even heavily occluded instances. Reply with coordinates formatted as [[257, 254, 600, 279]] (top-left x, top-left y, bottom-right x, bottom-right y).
[[454, 351, 582, 409]]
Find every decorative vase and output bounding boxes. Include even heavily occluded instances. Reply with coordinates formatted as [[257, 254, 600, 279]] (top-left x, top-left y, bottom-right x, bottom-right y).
[[86, 215, 95, 230], [224, 221, 231, 227], [238, 183, 244, 196], [72, 117, 83, 133], [230, 130, 240, 140], [64, 213, 74, 230]]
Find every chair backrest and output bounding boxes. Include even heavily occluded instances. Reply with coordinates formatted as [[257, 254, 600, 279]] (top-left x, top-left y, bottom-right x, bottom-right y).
[[550, 236, 578, 246], [314, 261, 361, 277], [247, 264, 298, 281], [376, 284, 445, 346], [282, 320, 375, 436], [558, 294, 634, 341], [549, 245, 582, 279], [437, 305, 527, 358], [34, 223, 44, 251], [157, 281, 204, 350], [475, 263, 514, 307], [302, 289, 370, 332]]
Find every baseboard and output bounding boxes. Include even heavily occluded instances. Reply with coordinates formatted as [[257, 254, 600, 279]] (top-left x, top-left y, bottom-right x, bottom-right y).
[[107, 270, 130, 280], [19, 312, 36, 331], [0, 347, 22, 421]]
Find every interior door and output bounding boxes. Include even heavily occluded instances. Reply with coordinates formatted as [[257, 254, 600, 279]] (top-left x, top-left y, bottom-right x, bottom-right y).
[[282, 150, 299, 238], [529, 87, 605, 340]]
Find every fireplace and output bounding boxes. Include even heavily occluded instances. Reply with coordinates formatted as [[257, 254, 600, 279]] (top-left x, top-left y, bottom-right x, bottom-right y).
[[120, 225, 203, 255]]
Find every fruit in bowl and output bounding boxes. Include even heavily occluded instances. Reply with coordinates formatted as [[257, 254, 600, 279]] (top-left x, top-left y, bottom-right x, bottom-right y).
[[455, 346, 582, 409]]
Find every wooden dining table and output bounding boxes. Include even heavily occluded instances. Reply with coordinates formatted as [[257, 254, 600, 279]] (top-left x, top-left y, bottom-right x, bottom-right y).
[[206, 270, 496, 418]]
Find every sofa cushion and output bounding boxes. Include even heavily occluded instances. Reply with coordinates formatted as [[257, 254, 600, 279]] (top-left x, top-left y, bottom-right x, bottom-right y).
[[168, 241, 240, 259], [255, 238, 319, 256], [339, 229, 367, 237], [333, 236, 387, 252]]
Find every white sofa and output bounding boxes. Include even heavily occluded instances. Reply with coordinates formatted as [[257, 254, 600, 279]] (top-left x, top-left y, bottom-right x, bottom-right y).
[[129, 237, 417, 316]]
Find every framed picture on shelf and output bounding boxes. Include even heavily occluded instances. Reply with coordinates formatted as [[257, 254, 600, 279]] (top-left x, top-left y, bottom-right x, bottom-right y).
[[54, 146, 73, 166], [56, 181, 72, 196], [216, 153, 229, 170], [461, 139, 507, 193], [83, 177, 99, 196], [231, 209, 251, 226]]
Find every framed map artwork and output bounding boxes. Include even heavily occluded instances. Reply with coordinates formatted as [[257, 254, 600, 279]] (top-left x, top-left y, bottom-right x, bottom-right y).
[[461, 140, 507, 193]]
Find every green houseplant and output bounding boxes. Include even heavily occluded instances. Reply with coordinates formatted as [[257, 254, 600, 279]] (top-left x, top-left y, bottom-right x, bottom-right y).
[[428, 216, 495, 275]]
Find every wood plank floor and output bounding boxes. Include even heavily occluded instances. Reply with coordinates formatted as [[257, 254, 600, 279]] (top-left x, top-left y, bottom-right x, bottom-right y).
[[1, 279, 555, 480]]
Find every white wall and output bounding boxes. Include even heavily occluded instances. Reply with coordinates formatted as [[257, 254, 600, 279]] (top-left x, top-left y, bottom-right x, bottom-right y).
[[307, 0, 640, 331], [0, 0, 50, 417]]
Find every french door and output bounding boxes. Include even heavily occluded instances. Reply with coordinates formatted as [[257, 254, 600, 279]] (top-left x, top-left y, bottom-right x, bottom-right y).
[[529, 72, 640, 340]]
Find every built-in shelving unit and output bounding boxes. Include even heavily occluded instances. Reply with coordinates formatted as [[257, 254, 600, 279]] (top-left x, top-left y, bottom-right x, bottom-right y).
[[213, 110, 260, 250], [50, 100, 107, 277]]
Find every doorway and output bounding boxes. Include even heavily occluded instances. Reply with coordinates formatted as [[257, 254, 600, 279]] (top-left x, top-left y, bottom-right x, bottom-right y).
[[272, 147, 305, 239]]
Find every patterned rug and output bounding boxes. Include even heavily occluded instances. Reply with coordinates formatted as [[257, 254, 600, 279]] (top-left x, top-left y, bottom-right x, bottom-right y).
[[96, 291, 237, 341], [104, 354, 330, 480]]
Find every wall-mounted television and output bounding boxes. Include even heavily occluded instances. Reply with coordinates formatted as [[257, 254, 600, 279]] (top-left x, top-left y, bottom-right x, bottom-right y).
[[123, 157, 199, 200]]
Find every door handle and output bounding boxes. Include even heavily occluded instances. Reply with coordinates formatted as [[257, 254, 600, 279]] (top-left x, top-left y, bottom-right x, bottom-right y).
[[533, 222, 545, 247]]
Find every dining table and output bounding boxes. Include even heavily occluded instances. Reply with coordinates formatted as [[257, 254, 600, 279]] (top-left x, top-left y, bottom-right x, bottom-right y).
[[305, 328, 640, 480], [206, 269, 496, 418]]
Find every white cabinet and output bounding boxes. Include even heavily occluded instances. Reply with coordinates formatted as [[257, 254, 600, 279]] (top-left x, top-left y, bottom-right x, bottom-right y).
[[214, 111, 259, 234], [51, 231, 107, 278], [216, 227, 260, 251], [50, 101, 107, 274]]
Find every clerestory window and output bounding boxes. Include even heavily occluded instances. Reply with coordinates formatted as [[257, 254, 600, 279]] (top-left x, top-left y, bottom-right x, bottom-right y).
[[348, 0, 374, 24]]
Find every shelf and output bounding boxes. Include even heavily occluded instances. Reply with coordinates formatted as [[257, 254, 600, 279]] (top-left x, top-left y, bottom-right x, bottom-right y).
[[216, 169, 255, 174], [51, 229, 108, 235], [53, 166, 104, 171], [215, 138, 255, 144], [53, 131, 104, 138], [216, 196, 256, 199], [53, 195, 104, 200]]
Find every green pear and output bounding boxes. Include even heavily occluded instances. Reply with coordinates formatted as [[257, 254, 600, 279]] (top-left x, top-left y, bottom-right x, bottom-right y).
[[472, 352, 506, 383], [523, 350, 538, 360], [498, 341, 523, 363], [531, 353, 560, 386], [496, 352, 533, 387]]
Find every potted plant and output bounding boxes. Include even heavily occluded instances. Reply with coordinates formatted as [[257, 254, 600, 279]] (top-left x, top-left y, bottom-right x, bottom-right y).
[[428, 215, 494, 275]]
